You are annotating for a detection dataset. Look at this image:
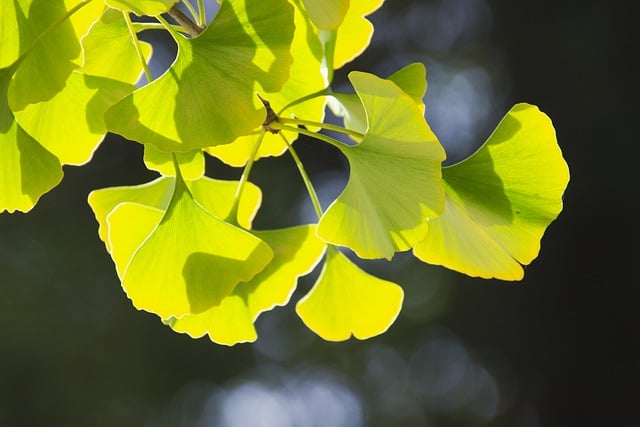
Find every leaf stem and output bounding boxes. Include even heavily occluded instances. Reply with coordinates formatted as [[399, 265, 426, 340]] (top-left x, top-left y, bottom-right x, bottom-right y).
[[227, 131, 267, 226], [132, 22, 190, 34], [196, 0, 207, 27], [279, 133, 323, 220], [279, 117, 364, 139], [123, 12, 152, 83], [167, 4, 204, 37], [270, 123, 344, 150], [180, 0, 199, 23], [277, 87, 333, 115]]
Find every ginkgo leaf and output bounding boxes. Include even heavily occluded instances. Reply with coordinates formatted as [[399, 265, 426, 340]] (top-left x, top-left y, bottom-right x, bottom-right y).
[[81, 8, 153, 84], [186, 177, 261, 229], [296, 246, 403, 341], [333, 0, 384, 69], [7, 0, 104, 112], [108, 176, 273, 318], [89, 177, 174, 252], [301, 0, 349, 30], [1, 66, 63, 213], [317, 71, 446, 259], [328, 62, 427, 135], [104, 0, 295, 151], [206, 0, 326, 166], [171, 225, 326, 345], [413, 103, 570, 280], [88, 175, 261, 254], [104, 0, 177, 16], [143, 145, 204, 180], [13, 71, 134, 165]]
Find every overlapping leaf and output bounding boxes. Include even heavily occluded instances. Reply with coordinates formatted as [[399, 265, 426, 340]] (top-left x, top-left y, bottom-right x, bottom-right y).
[[104, 0, 177, 16], [171, 225, 326, 345], [0, 66, 63, 213], [206, 0, 326, 166], [296, 247, 403, 341], [6, 0, 104, 111], [331, 0, 384, 69], [88, 174, 270, 318], [13, 71, 134, 165], [80, 8, 153, 84], [301, 0, 349, 30], [143, 145, 204, 179], [329, 62, 427, 136], [413, 104, 570, 280], [104, 0, 295, 151], [317, 71, 446, 259]]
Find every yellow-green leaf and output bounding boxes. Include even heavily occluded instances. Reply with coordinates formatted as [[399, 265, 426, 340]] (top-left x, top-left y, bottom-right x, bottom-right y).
[[81, 8, 153, 84], [171, 225, 326, 345], [117, 178, 272, 318], [301, 0, 350, 30], [328, 62, 427, 136], [333, 0, 383, 69], [206, 0, 325, 166], [296, 247, 403, 341], [317, 71, 445, 259], [104, 0, 178, 16], [413, 103, 570, 280], [7, 0, 104, 111], [143, 145, 204, 180], [1, 66, 63, 213], [104, 0, 295, 151], [13, 71, 134, 165]]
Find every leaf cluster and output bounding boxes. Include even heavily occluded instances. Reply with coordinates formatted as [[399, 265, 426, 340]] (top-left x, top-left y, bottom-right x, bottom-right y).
[[0, 0, 570, 345]]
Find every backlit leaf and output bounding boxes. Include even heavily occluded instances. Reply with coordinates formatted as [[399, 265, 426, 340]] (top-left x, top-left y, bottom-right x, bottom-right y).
[[171, 225, 326, 345], [329, 62, 427, 136], [88, 174, 270, 317], [81, 8, 153, 84], [105, 0, 295, 151], [413, 103, 570, 280], [317, 71, 445, 259], [143, 145, 205, 180], [333, 0, 384, 69], [13, 71, 134, 165], [296, 246, 403, 341], [115, 178, 272, 318], [1, 66, 63, 213], [104, 0, 177, 16], [7, 0, 104, 111], [206, 0, 325, 166], [88, 176, 261, 256], [301, 0, 349, 30]]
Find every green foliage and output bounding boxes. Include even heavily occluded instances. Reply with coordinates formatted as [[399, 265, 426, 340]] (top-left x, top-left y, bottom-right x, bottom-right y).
[[0, 0, 570, 345]]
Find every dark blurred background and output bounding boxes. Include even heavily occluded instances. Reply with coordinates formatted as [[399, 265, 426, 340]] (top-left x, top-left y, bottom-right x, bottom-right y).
[[1, 1, 635, 426]]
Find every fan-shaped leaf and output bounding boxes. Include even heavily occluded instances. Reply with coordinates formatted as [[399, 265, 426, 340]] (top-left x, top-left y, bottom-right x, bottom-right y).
[[143, 145, 204, 180], [301, 0, 349, 30], [105, 0, 295, 151], [88, 176, 262, 255], [81, 8, 153, 84], [113, 178, 272, 318], [1, 66, 63, 213], [413, 103, 570, 280], [329, 62, 427, 135], [296, 247, 403, 341], [171, 225, 326, 345], [333, 0, 383, 69], [13, 71, 134, 165], [317, 71, 445, 259], [206, 0, 325, 166], [7, 0, 104, 111]]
